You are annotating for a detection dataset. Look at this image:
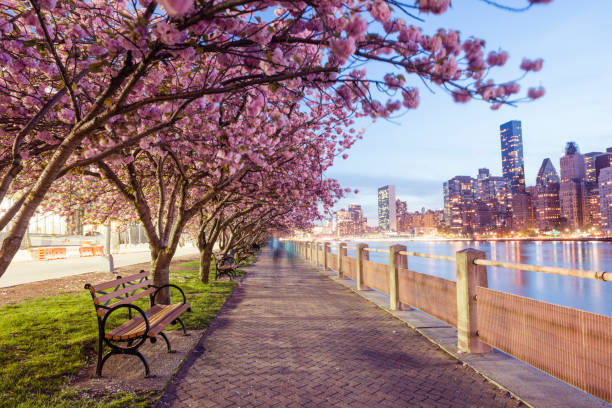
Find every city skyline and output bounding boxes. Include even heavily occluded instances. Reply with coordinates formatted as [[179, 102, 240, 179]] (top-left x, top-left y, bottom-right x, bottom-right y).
[[332, 131, 612, 227], [327, 1, 612, 223]]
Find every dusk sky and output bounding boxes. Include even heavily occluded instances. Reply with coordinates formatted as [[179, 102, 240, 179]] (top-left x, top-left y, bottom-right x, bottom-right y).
[[327, 1, 612, 225]]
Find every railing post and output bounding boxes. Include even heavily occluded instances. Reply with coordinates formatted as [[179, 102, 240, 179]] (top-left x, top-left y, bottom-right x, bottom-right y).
[[337, 242, 347, 278], [310, 241, 314, 263], [389, 244, 407, 310], [456, 248, 491, 354], [356, 243, 369, 291], [323, 242, 330, 270]]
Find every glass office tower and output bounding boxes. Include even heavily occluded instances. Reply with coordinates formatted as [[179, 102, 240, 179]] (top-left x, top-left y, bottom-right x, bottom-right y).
[[500, 120, 526, 194]]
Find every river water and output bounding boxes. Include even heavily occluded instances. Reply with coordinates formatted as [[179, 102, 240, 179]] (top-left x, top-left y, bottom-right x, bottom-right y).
[[324, 240, 612, 317]]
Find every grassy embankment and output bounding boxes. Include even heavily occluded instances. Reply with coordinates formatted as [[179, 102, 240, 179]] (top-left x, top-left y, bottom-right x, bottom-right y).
[[0, 258, 249, 408]]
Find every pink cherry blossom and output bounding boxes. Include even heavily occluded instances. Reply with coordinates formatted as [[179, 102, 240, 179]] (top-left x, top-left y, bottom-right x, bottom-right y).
[[402, 88, 419, 109], [419, 0, 450, 15], [527, 86, 545, 99], [370, 1, 391, 22], [520, 58, 544, 72], [487, 51, 509, 67], [345, 15, 367, 39], [330, 38, 356, 63], [452, 89, 472, 103], [157, 0, 193, 16]]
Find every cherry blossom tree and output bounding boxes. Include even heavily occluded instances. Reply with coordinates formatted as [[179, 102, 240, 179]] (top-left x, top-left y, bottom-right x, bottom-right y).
[[0, 0, 551, 276]]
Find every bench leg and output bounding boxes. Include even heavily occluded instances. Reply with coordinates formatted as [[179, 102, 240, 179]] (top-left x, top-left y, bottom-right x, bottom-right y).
[[177, 317, 187, 335], [95, 335, 104, 377], [130, 349, 151, 378], [98, 348, 151, 378], [159, 331, 172, 352]]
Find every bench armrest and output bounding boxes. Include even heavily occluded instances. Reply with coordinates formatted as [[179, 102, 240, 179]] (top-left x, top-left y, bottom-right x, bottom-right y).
[[150, 284, 187, 305], [101, 304, 150, 337]]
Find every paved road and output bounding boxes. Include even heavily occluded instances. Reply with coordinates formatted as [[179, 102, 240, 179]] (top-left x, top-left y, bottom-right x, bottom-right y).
[[159, 248, 520, 408], [0, 247, 198, 288]]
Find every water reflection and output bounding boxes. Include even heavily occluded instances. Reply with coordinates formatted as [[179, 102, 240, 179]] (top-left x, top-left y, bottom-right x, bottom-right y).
[[328, 240, 612, 316]]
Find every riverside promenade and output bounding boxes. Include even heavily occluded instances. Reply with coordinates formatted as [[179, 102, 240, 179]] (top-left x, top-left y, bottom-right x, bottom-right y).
[[159, 248, 520, 407]]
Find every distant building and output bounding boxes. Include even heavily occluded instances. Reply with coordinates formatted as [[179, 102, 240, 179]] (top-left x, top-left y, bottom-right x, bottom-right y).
[[559, 143, 588, 230], [534, 158, 561, 231], [500, 120, 526, 194], [536, 158, 560, 186], [443, 176, 476, 233], [584, 152, 603, 185], [378, 185, 396, 231], [395, 199, 407, 217], [595, 147, 612, 181], [336, 204, 367, 236], [560, 180, 588, 230], [476, 168, 491, 201], [599, 167, 612, 234], [511, 191, 535, 230], [587, 187, 601, 228], [560, 142, 586, 182], [348, 204, 366, 235]]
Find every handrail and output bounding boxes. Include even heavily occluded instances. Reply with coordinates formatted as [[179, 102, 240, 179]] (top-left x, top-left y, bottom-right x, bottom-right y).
[[473, 259, 610, 281], [309, 241, 609, 281], [363, 247, 390, 253], [398, 250, 455, 262]]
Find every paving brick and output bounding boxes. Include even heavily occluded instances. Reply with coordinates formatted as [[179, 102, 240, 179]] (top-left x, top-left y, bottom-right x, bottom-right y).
[[158, 249, 521, 407]]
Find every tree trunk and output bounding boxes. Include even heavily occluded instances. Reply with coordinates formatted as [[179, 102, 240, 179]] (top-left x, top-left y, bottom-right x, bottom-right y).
[[151, 248, 172, 304], [199, 241, 215, 283]]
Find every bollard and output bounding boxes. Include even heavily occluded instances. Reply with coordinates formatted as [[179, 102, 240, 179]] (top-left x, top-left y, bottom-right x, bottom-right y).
[[323, 242, 330, 270], [456, 248, 491, 354], [389, 244, 407, 310], [356, 243, 370, 291], [337, 242, 347, 278]]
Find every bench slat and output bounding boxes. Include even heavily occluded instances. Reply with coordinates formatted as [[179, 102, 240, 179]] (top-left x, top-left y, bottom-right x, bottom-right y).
[[106, 304, 165, 340], [96, 287, 156, 317], [105, 303, 189, 340], [90, 271, 149, 292], [94, 280, 150, 305], [148, 303, 191, 337]]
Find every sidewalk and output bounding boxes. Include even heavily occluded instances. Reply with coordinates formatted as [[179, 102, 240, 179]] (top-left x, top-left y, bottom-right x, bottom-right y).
[[159, 248, 520, 407], [0, 246, 198, 288]]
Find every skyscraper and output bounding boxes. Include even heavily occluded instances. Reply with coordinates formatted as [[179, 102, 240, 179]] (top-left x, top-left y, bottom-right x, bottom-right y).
[[536, 158, 560, 186], [560, 142, 585, 182], [595, 147, 612, 181], [378, 185, 396, 231], [443, 176, 476, 233], [500, 120, 525, 194], [599, 167, 612, 233], [559, 142, 588, 230], [584, 152, 603, 185], [535, 158, 561, 231]]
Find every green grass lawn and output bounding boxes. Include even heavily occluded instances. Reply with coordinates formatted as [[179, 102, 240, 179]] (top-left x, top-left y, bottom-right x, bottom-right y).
[[0, 258, 248, 408]]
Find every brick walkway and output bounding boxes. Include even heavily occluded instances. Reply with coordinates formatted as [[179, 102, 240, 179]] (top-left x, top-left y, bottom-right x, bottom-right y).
[[159, 248, 520, 408]]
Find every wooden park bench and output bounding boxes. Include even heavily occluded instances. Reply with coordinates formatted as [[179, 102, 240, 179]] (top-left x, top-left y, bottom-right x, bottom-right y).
[[213, 252, 239, 280], [84, 270, 191, 377]]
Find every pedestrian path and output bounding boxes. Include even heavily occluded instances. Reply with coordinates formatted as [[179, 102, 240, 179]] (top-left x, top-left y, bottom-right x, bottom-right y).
[[159, 248, 520, 407]]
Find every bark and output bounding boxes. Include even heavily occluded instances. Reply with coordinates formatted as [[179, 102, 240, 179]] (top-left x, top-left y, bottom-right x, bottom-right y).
[[198, 241, 215, 283], [151, 248, 172, 305]]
